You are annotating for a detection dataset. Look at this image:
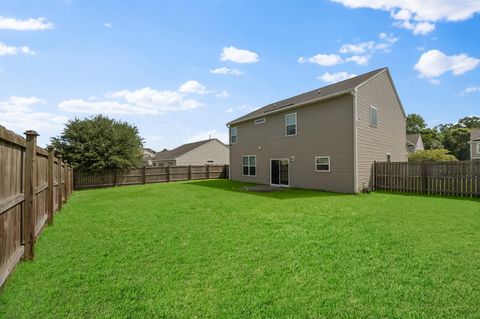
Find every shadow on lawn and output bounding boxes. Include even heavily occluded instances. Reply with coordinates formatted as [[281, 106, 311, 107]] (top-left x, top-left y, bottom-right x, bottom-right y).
[[373, 190, 480, 203], [187, 179, 350, 200]]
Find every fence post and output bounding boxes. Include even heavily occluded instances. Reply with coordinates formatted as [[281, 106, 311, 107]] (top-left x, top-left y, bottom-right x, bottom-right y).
[[23, 130, 39, 260], [421, 162, 427, 194], [188, 165, 192, 180], [57, 155, 63, 210], [47, 147, 55, 225], [206, 164, 210, 179], [372, 161, 376, 191], [143, 166, 147, 184], [167, 165, 171, 182], [63, 161, 68, 203]]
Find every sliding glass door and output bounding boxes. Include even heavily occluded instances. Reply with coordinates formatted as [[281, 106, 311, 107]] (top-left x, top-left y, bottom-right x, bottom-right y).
[[271, 159, 289, 186]]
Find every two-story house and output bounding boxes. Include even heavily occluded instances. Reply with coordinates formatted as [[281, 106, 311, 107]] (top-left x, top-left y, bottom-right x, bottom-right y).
[[470, 129, 480, 160], [226, 68, 407, 193], [406, 134, 424, 153]]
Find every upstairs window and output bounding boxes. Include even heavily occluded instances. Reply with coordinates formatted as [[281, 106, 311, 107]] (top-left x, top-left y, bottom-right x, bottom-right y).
[[230, 127, 237, 144], [285, 113, 297, 136], [370, 106, 378, 127], [242, 155, 256, 176], [315, 156, 330, 172]]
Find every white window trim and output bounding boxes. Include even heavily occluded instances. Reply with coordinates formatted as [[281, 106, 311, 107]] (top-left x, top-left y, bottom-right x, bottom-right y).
[[315, 156, 331, 173], [230, 127, 237, 144], [254, 118, 266, 124], [285, 112, 297, 137], [242, 155, 257, 177], [477, 142, 480, 154], [370, 105, 378, 128]]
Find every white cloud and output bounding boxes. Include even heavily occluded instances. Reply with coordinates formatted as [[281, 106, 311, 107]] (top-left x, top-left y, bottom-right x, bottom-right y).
[[210, 67, 243, 76], [215, 90, 229, 98], [331, 0, 480, 35], [0, 96, 67, 133], [188, 129, 228, 144], [429, 78, 441, 85], [178, 80, 208, 95], [221, 46, 259, 64], [459, 86, 480, 96], [104, 22, 112, 28], [340, 42, 375, 54], [346, 55, 369, 65], [298, 54, 343, 66], [0, 16, 54, 30], [414, 49, 480, 79], [0, 42, 35, 56], [59, 86, 204, 115], [318, 72, 357, 83], [225, 107, 234, 113]]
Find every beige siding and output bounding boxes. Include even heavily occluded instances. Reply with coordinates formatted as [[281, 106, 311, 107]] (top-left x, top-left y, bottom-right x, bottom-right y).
[[472, 141, 480, 159], [356, 71, 407, 191], [176, 140, 229, 165], [230, 94, 355, 193]]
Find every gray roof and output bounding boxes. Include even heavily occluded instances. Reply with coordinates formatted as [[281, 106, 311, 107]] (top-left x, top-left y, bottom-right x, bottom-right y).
[[406, 134, 421, 146], [152, 139, 223, 161], [228, 67, 388, 125], [143, 147, 156, 154], [471, 129, 480, 141]]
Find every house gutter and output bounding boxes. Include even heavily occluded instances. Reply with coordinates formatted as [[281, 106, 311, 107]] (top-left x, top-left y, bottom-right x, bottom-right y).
[[226, 89, 353, 127]]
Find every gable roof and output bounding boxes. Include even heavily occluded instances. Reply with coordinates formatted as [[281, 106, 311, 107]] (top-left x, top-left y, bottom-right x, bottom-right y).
[[227, 67, 390, 126], [471, 129, 480, 141], [152, 139, 224, 161], [406, 134, 421, 146]]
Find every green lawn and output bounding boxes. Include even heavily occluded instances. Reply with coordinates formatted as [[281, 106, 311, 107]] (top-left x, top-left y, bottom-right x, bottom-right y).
[[1, 180, 479, 318]]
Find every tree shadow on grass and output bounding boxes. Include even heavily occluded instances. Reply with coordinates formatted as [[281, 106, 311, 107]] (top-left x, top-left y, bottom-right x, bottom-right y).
[[186, 179, 351, 200]]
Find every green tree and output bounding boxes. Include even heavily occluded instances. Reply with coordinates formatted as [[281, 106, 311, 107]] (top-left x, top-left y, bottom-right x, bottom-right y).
[[457, 116, 480, 129], [408, 149, 457, 162], [406, 113, 427, 134], [420, 128, 443, 150], [440, 127, 471, 160], [51, 115, 143, 171]]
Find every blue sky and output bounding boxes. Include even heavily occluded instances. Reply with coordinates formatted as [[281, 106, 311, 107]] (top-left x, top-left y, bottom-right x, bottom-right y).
[[0, 0, 479, 149]]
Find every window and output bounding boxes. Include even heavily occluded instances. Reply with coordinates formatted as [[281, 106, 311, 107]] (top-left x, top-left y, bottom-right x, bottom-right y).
[[315, 156, 330, 172], [207, 160, 214, 164], [230, 127, 237, 144], [254, 118, 266, 124], [285, 113, 297, 136], [386, 153, 391, 162], [370, 106, 378, 127], [477, 142, 480, 153], [242, 155, 256, 176]]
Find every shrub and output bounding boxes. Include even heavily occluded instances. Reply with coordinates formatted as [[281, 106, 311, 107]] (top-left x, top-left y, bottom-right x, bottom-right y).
[[408, 149, 457, 162]]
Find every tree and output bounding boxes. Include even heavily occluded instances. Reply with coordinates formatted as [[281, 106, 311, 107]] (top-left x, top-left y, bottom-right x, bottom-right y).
[[406, 113, 427, 134], [408, 149, 457, 162], [456, 116, 480, 129], [420, 128, 443, 150], [51, 115, 143, 171], [440, 127, 471, 160]]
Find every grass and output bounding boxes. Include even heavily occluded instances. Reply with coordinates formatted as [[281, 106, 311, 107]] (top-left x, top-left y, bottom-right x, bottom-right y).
[[1, 180, 479, 318]]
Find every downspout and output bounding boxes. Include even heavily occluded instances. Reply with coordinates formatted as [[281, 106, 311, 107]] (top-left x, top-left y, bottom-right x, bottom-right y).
[[352, 89, 358, 193], [226, 124, 231, 180]]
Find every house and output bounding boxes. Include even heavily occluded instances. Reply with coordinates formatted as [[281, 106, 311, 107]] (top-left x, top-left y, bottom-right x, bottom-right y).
[[226, 67, 407, 193], [470, 129, 480, 160], [143, 148, 157, 166], [406, 134, 424, 153], [151, 138, 229, 167]]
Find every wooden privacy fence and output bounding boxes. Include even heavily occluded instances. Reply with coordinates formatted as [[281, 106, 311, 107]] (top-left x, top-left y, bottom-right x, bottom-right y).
[[0, 125, 73, 288], [73, 164, 229, 189], [373, 161, 480, 197]]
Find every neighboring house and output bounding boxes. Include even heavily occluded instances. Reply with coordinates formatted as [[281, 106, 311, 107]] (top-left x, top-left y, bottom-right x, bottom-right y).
[[151, 139, 229, 167], [143, 148, 156, 166], [470, 129, 480, 160], [406, 134, 424, 153], [226, 67, 407, 193]]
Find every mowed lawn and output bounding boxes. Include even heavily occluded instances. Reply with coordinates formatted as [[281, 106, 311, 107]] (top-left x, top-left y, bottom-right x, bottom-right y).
[[1, 180, 479, 318]]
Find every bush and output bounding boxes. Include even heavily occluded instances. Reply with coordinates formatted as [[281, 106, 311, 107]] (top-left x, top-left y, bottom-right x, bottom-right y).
[[408, 149, 457, 162]]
